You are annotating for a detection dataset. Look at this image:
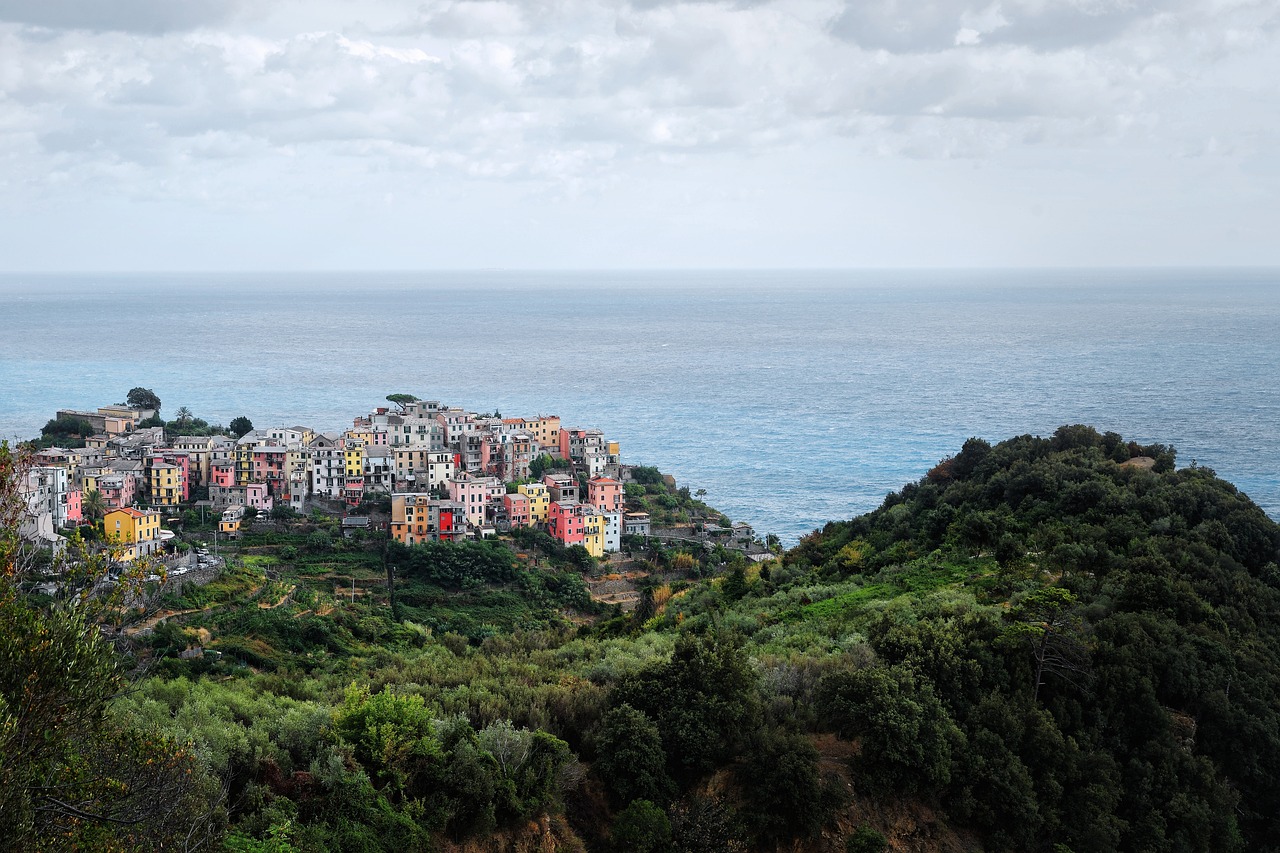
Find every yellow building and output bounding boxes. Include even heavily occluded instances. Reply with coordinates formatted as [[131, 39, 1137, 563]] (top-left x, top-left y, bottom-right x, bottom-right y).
[[526, 416, 561, 455], [518, 482, 551, 524], [148, 462, 182, 508], [103, 507, 162, 561], [233, 445, 253, 485], [219, 505, 244, 538], [581, 507, 606, 558], [344, 445, 364, 479]]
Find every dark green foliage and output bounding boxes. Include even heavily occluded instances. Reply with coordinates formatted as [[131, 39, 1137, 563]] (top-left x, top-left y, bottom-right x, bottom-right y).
[[846, 826, 887, 853], [818, 663, 961, 796], [611, 799, 671, 853], [738, 727, 839, 840], [611, 632, 760, 781], [230, 416, 254, 438], [667, 796, 746, 853], [797, 426, 1280, 852], [592, 704, 674, 805], [390, 539, 516, 589], [41, 415, 95, 439], [126, 387, 161, 410], [629, 466, 663, 486]]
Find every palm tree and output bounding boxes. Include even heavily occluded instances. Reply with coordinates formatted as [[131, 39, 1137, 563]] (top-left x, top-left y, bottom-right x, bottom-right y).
[[82, 489, 106, 523]]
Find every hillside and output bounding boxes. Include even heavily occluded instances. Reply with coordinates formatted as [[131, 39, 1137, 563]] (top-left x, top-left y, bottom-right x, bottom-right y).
[[4, 427, 1280, 853]]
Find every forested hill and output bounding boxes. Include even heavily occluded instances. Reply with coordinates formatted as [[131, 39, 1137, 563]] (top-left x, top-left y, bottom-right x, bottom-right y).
[[7, 429, 1280, 853], [786, 425, 1280, 851]]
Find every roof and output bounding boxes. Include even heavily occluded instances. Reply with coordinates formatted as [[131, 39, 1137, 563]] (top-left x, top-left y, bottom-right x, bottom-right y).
[[107, 507, 155, 519]]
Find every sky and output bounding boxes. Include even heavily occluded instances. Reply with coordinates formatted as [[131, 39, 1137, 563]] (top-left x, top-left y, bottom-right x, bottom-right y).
[[1, 0, 1277, 270]]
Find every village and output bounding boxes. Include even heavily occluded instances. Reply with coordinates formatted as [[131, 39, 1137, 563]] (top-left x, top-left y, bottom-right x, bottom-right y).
[[18, 393, 769, 571]]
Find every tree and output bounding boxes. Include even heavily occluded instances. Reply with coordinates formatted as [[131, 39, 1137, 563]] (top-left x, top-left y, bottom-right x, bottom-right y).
[[230, 416, 254, 438], [1003, 587, 1090, 702], [82, 489, 106, 523], [592, 704, 673, 805], [174, 406, 194, 427], [611, 799, 671, 853], [386, 394, 418, 412], [125, 387, 161, 412], [1, 442, 219, 850]]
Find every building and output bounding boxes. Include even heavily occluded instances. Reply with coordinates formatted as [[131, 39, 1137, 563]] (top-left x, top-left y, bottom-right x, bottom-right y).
[[447, 473, 503, 528], [500, 492, 530, 530], [308, 434, 346, 499], [209, 483, 272, 512], [543, 472, 578, 504], [390, 494, 466, 545], [548, 500, 585, 548], [103, 507, 162, 561], [624, 512, 651, 536], [588, 476, 624, 515], [146, 460, 184, 509], [517, 482, 551, 525], [219, 504, 245, 538]]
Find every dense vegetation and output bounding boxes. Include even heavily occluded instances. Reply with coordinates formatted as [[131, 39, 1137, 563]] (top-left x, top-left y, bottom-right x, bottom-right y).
[[4, 426, 1280, 852]]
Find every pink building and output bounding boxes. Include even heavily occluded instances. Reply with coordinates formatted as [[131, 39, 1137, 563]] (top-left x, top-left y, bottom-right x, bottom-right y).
[[549, 500, 585, 546], [99, 473, 138, 509], [502, 493, 530, 529], [251, 446, 288, 497], [245, 482, 273, 512], [66, 489, 82, 524], [447, 474, 504, 527], [211, 462, 235, 488], [588, 476, 623, 515]]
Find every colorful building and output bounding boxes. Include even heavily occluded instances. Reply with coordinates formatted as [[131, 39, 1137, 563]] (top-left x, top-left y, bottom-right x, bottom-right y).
[[548, 500, 585, 548], [104, 507, 162, 561], [447, 474, 503, 528], [219, 504, 245, 538], [501, 492, 530, 530], [391, 494, 466, 545], [517, 482, 550, 525], [588, 476, 624, 515], [147, 461, 183, 509]]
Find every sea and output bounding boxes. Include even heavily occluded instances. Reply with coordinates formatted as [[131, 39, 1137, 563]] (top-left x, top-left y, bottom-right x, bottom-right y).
[[1, 269, 1277, 544]]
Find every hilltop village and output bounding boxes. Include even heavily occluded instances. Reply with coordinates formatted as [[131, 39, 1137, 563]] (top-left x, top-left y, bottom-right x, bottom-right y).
[[19, 392, 763, 565]]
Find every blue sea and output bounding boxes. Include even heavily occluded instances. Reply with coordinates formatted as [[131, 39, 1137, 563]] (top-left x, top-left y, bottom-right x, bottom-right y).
[[1, 269, 1277, 543]]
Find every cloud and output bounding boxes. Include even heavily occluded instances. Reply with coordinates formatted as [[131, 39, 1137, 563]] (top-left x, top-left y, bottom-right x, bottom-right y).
[[0, 0, 241, 34], [0, 0, 1275, 211]]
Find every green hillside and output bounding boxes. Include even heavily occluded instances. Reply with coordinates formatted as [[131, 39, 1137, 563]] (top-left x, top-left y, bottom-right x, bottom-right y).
[[4, 427, 1280, 853]]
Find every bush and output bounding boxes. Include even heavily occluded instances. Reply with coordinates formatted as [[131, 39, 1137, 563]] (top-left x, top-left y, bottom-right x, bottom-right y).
[[847, 826, 887, 853], [611, 799, 671, 853]]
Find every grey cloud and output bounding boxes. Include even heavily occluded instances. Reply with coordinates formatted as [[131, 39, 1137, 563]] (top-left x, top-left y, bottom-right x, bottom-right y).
[[829, 0, 1174, 53], [0, 0, 240, 33]]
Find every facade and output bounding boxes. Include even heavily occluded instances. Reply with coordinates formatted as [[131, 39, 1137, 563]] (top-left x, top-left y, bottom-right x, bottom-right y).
[[98, 472, 139, 510], [309, 435, 346, 499], [391, 494, 466, 545], [219, 504, 245, 538], [588, 476, 624, 515], [211, 462, 236, 488], [209, 483, 272, 512], [517, 482, 551, 525], [548, 500, 585, 547], [251, 445, 289, 498], [543, 473, 578, 504], [147, 461, 183, 509], [447, 474, 503, 528], [624, 512, 651, 536], [104, 507, 162, 561], [501, 492, 530, 530]]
